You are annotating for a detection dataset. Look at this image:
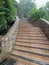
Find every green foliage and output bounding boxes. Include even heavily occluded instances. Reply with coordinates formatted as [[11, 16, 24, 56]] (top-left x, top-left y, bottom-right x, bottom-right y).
[[39, 8, 46, 18], [28, 8, 46, 21], [28, 1, 49, 22], [43, 2, 49, 21], [5, 0, 17, 24], [43, 14, 49, 21], [0, 17, 7, 31], [18, 0, 36, 18], [0, 0, 7, 32], [46, 2, 49, 9], [0, 12, 5, 15], [0, 0, 18, 33]]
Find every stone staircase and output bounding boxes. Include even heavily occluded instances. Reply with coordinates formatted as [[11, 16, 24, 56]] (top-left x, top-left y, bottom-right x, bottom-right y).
[[10, 19, 49, 65]]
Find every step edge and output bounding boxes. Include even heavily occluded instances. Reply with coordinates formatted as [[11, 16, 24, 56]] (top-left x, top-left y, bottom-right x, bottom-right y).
[[13, 49, 49, 57], [10, 54, 49, 65], [14, 44, 49, 50]]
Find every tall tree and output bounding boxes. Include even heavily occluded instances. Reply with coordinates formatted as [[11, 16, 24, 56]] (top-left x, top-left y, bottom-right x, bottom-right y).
[[44, 2, 49, 15], [18, 0, 36, 17]]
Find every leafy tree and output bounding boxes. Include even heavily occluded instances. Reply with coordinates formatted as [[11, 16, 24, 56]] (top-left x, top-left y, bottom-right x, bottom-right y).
[[0, 0, 8, 32], [4, 0, 18, 24], [0, 0, 18, 33], [42, 2, 49, 21], [39, 8, 46, 18], [18, 0, 36, 17], [28, 8, 45, 21], [46, 2, 49, 9]]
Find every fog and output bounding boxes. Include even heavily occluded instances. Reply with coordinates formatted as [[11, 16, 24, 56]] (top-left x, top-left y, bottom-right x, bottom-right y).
[[15, 0, 49, 8]]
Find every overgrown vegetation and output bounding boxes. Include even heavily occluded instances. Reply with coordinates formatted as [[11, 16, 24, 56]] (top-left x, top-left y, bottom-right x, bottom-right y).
[[43, 2, 49, 21], [0, 0, 18, 34], [28, 1, 49, 21], [18, 0, 49, 21], [28, 8, 46, 21]]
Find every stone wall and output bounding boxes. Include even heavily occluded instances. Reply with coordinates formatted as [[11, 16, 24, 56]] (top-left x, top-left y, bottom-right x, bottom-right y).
[[33, 18, 49, 39], [0, 16, 19, 62]]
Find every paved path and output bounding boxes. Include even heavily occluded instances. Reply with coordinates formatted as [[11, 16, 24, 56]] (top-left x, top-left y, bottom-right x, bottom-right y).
[[10, 19, 49, 65]]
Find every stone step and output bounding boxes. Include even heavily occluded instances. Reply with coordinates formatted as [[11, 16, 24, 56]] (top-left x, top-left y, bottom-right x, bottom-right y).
[[16, 60, 39, 65], [18, 34, 46, 38], [18, 33, 45, 37], [10, 55, 40, 65], [17, 36, 48, 41], [19, 30, 43, 32], [19, 28, 41, 30], [18, 33, 45, 36], [16, 38, 49, 44], [19, 27, 42, 30], [17, 37, 48, 41], [19, 26, 34, 28], [18, 31, 44, 33], [15, 42, 49, 50], [19, 27, 40, 29], [10, 50, 49, 64], [14, 45, 49, 56], [19, 24, 33, 25], [18, 31, 44, 34], [19, 26, 41, 28]]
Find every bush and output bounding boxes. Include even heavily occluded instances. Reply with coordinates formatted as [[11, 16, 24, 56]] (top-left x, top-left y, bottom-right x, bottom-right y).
[[0, 17, 7, 32], [43, 15, 49, 21], [28, 8, 46, 21], [7, 14, 15, 25], [0, 0, 18, 34], [6, 0, 17, 25], [39, 8, 46, 18]]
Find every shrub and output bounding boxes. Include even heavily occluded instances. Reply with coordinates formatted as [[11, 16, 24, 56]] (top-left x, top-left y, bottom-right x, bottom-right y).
[[0, 0, 17, 34], [0, 16, 7, 31], [0, 0, 8, 33], [43, 15, 49, 21], [28, 8, 46, 21], [39, 8, 46, 18], [6, 0, 17, 25]]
